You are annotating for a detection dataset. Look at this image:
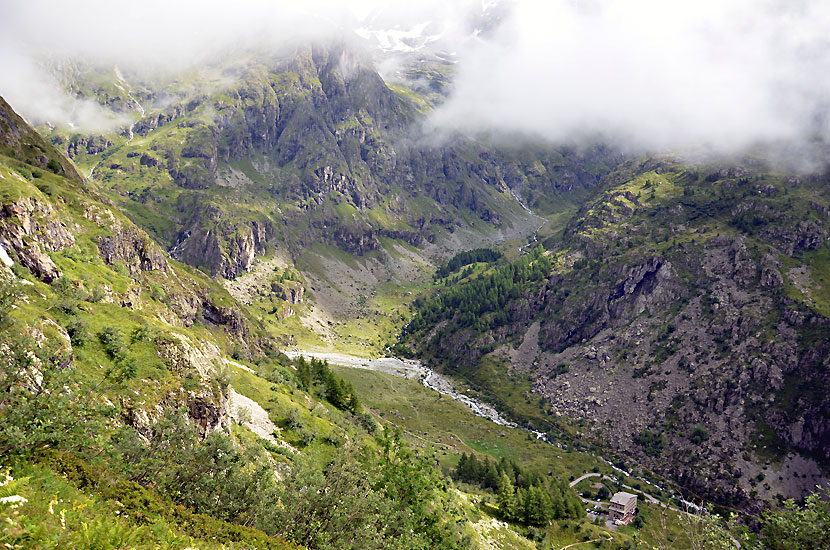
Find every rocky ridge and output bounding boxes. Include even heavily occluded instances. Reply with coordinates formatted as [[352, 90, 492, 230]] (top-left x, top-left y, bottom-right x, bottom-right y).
[[402, 157, 830, 509], [49, 44, 619, 280]]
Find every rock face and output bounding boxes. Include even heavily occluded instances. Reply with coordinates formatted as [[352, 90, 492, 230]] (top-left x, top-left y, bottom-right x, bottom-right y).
[[188, 398, 225, 435], [271, 280, 304, 304], [80, 43, 619, 278], [404, 158, 830, 509], [58, 135, 112, 159], [0, 197, 75, 282], [98, 227, 168, 274], [171, 215, 274, 279]]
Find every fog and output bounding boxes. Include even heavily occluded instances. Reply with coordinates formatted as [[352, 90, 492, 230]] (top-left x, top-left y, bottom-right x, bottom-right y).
[[2, 0, 829, 158], [430, 0, 830, 157]]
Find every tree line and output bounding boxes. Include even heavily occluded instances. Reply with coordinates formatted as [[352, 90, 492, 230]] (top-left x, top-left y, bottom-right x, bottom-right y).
[[295, 356, 361, 413], [434, 248, 503, 280], [454, 452, 583, 526], [405, 245, 552, 339]]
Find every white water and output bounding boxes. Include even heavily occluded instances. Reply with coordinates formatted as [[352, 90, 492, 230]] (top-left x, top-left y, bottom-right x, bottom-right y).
[[282, 351, 518, 427], [115, 67, 145, 144], [510, 188, 547, 253], [285, 349, 699, 511], [87, 161, 100, 182]]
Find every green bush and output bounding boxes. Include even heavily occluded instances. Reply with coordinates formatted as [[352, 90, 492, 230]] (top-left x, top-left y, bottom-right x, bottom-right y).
[[635, 429, 666, 456], [65, 318, 91, 346], [46, 159, 61, 174], [690, 426, 710, 445], [98, 326, 127, 360]]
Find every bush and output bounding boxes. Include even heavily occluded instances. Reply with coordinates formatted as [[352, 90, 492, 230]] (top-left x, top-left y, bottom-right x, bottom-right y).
[[46, 159, 61, 174], [635, 429, 666, 457], [65, 318, 91, 346], [690, 426, 710, 445], [99, 326, 127, 360]]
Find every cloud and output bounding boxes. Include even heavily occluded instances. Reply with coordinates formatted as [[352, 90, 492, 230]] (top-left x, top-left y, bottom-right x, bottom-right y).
[[0, 0, 487, 130], [0, 48, 125, 131], [2, 0, 829, 161], [428, 0, 830, 157], [0, 0, 366, 129]]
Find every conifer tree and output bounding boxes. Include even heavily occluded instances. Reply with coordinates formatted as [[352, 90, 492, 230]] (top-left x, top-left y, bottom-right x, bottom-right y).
[[497, 472, 517, 522], [296, 357, 312, 389]]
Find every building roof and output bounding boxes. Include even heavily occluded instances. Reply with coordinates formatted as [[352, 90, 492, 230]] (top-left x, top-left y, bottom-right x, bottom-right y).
[[610, 492, 637, 506]]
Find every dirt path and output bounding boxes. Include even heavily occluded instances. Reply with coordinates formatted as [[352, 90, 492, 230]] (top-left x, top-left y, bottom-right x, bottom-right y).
[[570, 472, 602, 487]]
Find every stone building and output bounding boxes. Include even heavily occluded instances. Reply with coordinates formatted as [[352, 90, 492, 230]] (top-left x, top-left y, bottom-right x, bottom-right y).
[[608, 492, 637, 524]]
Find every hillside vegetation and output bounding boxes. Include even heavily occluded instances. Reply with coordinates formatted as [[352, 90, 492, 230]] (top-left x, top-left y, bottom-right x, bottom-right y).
[[1, 34, 828, 549], [399, 157, 830, 511]]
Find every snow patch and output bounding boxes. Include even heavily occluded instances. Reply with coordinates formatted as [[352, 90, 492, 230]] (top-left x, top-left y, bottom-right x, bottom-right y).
[[0, 245, 13, 267]]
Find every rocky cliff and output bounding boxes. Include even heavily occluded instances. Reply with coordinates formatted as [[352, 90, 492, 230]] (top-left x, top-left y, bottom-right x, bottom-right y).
[[49, 43, 619, 279], [401, 157, 830, 509], [0, 95, 261, 436]]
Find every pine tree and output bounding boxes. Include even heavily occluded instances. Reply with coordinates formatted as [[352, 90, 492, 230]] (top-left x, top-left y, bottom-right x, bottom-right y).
[[296, 357, 312, 389], [456, 453, 469, 481], [325, 376, 347, 408], [497, 472, 517, 522], [347, 387, 361, 413], [483, 459, 500, 490], [466, 453, 481, 483], [521, 485, 552, 526]]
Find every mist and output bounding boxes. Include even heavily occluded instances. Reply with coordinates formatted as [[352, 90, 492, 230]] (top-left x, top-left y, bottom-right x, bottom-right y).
[[429, 0, 830, 158], [0, 0, 367, 129], [2, 0, 829, 160]]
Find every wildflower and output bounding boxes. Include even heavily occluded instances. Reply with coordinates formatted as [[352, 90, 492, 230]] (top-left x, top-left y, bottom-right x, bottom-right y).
[[0, 495, 27, 508], [0, 471, 11, 487], [49, 495, 58, 514], [60, 509, 66, 529]]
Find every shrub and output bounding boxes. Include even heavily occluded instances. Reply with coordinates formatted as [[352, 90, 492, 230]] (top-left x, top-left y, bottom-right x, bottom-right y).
[[635, 429, 666, 457], [690, 426, 710, 445], [65, 318, 90, 346], [99, 326, 127, 360]]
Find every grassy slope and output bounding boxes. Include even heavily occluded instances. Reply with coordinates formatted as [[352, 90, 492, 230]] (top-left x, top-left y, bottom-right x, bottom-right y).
[[400, 156, 830, 510], [0, 148, 526, 550], [332, 364, 701, 550]]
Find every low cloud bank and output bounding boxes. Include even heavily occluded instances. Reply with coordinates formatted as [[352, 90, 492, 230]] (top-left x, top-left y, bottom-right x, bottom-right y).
[[2, 0, 829, 163], [429, 0, 830, 159]]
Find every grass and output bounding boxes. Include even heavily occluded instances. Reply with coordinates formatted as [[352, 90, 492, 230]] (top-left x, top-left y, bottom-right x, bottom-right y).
[[331, 366, 704, 549], [3, 459, 298, 550], [332, 365, 605, 479], [782, 248, 830, 317], [444, 355, 587, 443]]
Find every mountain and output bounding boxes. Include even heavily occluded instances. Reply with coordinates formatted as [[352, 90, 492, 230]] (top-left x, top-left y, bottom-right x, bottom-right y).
[[399, 156, 830, 510], [0, 91, 488, 549], [4, 26, 830, 549], [49, 43, 613, 277], [0, 92, 690, 550], [37, 42, 618, 355]]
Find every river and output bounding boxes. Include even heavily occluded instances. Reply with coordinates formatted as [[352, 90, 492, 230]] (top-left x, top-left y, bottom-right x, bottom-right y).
[[281, 349, 698, 515], [281, 351, 518, 428]]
